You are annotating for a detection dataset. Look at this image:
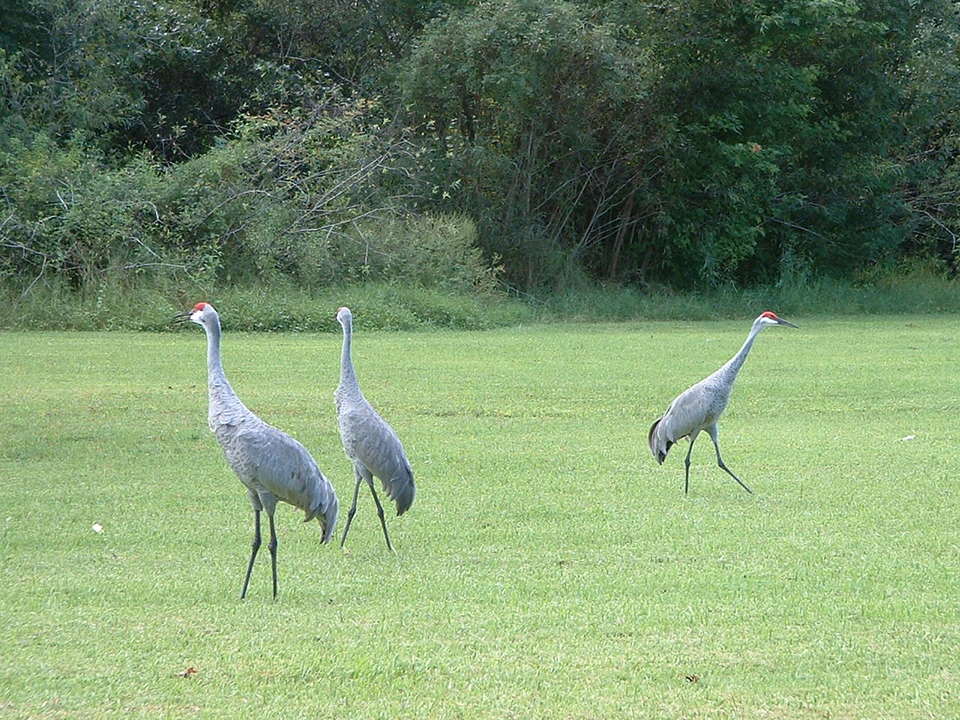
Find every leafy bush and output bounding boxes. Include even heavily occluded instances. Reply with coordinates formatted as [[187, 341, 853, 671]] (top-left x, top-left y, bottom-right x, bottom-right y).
[[0, 106, 500, 296], [333, 214, 499, 292], [0, 132, 177, 286]]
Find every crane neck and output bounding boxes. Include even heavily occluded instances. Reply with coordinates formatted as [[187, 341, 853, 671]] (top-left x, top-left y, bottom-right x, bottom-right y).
[[722, 323, 763, 380], [338, 317, 360, 394], [204, 315, 235, 396]]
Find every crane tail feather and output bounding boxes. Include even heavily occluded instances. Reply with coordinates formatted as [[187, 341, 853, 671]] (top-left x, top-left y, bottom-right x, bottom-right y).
[[389, 476, 415, 516], [648, 416, 673, 465], [648, 417, 663, 463], [379, 459, 415, 517], [316, 499, 339, 544], [303, 488, 339, 544]]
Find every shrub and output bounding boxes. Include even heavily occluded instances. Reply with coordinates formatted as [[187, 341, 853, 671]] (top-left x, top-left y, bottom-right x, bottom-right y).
[[332, 214, 499, 292], [0, 107, 500, 297], [0, 132, 179, 286]]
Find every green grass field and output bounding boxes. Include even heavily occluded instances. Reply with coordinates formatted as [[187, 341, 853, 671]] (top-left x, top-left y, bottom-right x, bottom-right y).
[[2, 317, 958, 718]]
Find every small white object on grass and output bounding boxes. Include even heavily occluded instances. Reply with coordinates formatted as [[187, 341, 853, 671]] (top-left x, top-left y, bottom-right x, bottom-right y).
[[900, 435, 916, 442], [92, 523, 103, 533]]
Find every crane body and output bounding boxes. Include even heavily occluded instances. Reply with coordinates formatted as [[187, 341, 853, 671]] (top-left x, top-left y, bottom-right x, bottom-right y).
[[649, 311, 798, 494], [178, 302, 338, 598], [335, 307, 415, 552]]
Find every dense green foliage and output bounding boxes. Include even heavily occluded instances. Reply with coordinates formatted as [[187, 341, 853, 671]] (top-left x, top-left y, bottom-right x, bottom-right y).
[[2, 0, 960, 296]]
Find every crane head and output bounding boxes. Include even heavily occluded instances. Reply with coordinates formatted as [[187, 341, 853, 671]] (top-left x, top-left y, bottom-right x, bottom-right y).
[[757, 311, 798, 329], [336, 306, 353, 326], [173, 302, 217, 327]]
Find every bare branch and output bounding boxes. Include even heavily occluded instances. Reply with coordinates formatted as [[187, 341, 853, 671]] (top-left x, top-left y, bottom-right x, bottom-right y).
[[201, 190, 276, 225], [20, 257, 47, 299], [916, 208, 959, 253], [766, 217, 829, 240], [127, 236, 161, 259], [117, 262, 187, 272]]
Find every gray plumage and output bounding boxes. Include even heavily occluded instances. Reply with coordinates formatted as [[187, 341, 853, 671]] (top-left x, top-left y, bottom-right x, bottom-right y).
[[335, 306, 415, 552], [178, 302, 338, 599], [648, 311, 798, 494]]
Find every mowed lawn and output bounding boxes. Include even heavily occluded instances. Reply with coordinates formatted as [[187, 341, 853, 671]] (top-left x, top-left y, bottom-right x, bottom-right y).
[[1, 316, 957, 719]]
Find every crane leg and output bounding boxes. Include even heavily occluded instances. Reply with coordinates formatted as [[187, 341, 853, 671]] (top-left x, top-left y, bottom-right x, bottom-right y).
[[366, 476, 395, 554], [340, 470, 364, 548], [240, 509, 262, 600], [684, 431, 699, 495], [707, 426, 752, 494], [267, 512, 279, 599]]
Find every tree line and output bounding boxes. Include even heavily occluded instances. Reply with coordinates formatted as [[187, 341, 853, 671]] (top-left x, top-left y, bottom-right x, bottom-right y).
[[2, 0, 959, 293]]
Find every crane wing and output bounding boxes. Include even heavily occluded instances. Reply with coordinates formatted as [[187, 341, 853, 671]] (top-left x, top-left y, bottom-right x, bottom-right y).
[[229, 423, 338, 530], [659, 383, 713, 440], [339, 405, 415, 515], [649, 377, 722, 462]]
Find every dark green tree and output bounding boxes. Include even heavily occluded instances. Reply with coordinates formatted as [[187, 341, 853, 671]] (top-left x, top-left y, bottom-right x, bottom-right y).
[[402, 0, 656, 287]]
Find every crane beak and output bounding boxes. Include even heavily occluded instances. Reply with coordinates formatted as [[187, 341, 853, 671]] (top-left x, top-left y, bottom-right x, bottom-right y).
[[777, 318, 799, 329], [171, 311, 192, 325]]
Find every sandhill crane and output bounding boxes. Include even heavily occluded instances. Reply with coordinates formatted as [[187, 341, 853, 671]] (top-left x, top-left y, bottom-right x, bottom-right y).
[[175, 302, 338, 598], [334, 307, 415, 552], [648, 311, 798, 495]]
